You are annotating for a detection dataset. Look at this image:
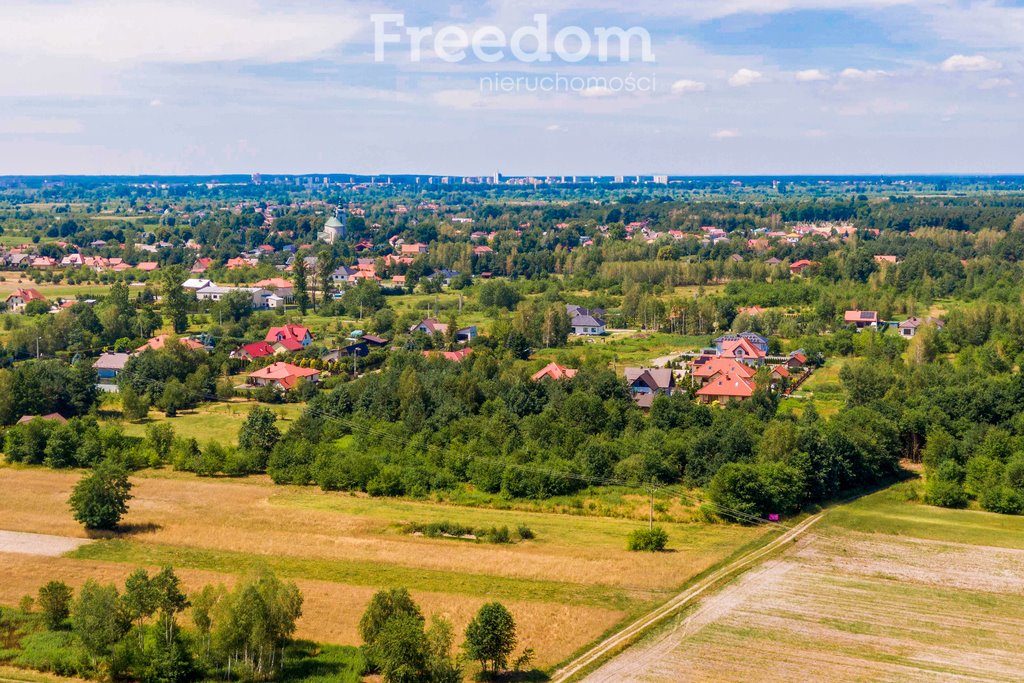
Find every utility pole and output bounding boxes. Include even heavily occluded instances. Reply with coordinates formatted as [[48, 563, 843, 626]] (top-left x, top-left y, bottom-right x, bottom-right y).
[[36, 337, 41, 359]]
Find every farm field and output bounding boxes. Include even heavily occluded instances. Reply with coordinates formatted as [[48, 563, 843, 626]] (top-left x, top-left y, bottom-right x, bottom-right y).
[[0, 466, 773, 671], [580, 482, 1024, 682]]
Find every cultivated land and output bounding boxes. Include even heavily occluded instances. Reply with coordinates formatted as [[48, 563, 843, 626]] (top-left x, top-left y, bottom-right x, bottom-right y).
[[579, 482, 1024, 682], [0, 466, 771, 670]]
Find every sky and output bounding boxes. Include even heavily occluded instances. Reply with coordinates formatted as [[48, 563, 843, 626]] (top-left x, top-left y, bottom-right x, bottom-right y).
[[0, 0, 1021, 176]]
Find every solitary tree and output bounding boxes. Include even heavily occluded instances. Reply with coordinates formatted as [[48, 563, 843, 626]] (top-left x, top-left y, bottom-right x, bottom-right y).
[[69, 460, 133, 530], [161, 266, 192, 333], [463, 602, 517, 677]]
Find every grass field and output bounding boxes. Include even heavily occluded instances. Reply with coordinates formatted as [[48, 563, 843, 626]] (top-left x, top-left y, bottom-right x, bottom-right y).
[[781, 358, 847, 417], [582, 481, 1024, 682], [0, 467, 772, 671], [534, 331, 714, 369], [108, 401, 307, 446]]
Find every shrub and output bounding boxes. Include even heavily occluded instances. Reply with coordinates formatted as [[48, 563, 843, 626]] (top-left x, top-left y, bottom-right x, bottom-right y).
[[37, 581, 73, 630], [68, 461, 133, 531], [627, 526, 669, 552], [515, 524, 535, 541]]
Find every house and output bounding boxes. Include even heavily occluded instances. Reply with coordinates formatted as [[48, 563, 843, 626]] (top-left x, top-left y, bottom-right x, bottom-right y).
[[409, 319, 477, 343], [898, 317, 945, 338], [231, 341, 276, 361], [265, 324, 312, 348], [566, 305, 607, 336], [624, 368, 675, 409], [691, 358, 757, 386], [61, 254, 85, 267], [16, 413, 68, 425], [191, 258, 214, 274], [136, 335, 206, 353], [737, 306, 767, 317], [323, 342, 369, 361], [714, 333, 769, 365], [874, 255, 901, 265], [248, 362, 320, 391], [362, 335, 390, 347], [182, 278, 213, 291], [401, 243, 428, 255], [422, 348, 473, 363], [5, 288, 46, 313], [136, 262, 159, 272], [531, 363, 578, 382], [196, 285, 273, 309], [473, 246, 494, 255], [93, 352, 131, 381], [31, 256, 58, 269], [696, 373, 756, 404], [844, 310, 880, 330], [789, 259, 818, 276], [254, 278, 294, 300], [765, 257, 783, 266]]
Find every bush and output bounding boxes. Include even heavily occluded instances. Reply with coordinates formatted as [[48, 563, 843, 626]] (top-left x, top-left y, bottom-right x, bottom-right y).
[[627, 526, 669, 552], [13, 631, 92, 677], [515, 524, 535, 541]]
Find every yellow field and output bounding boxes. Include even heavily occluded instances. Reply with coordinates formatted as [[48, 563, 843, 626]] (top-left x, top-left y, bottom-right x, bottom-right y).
[[0, 467, 771, 669]]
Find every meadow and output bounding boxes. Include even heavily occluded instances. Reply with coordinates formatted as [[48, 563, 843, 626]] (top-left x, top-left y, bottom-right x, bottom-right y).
[[108, 400, 307, 446], [0, 466, 773, 671]]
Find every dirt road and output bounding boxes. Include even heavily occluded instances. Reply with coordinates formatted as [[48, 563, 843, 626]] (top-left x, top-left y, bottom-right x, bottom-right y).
[[0, 530, 91, 557]]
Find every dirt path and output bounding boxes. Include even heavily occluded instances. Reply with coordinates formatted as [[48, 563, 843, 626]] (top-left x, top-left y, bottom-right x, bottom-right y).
[[550, 513, 824, 683], [0, 530, 91, 557]]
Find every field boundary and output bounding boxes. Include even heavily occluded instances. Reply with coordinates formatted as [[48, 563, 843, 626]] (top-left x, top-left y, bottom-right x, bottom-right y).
[[551, 512, 825, 683]]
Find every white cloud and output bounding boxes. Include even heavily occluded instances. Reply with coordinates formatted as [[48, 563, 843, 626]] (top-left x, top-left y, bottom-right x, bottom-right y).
[[580, 86, 617, 98], [149, 99, 163, 108], [804, 129, 828, 138], [670, 79, 707, 94], [0, 0, 364, 65], [711, 128, 740, 139], [0, 117, 83, 135], [979, 77, 1013, 90], [795, 69, 829, 82], [545, 124, 568, 133], [839, 68, 889, 81], [940, 54, 1002, 72], [728, 68, 764, 87]]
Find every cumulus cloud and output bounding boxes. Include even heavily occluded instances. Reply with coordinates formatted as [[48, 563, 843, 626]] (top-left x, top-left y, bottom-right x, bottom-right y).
[[711, 128, 740, 139], [545, 124, 568, 133], [795, 69, 829, 82], [728, 68, 764, 87], [839, 68, 889, 81], [671, 79, 707, 94], [580, 86, 617, 98], [149, 99, 163, 107], [979, 77, 1012, 90], [941, 54, 1002, 72]]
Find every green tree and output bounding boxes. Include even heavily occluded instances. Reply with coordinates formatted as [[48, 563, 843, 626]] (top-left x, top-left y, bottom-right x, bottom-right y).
[[293, 253, 310, 315], [71, 580, 130, 661], [37, 580, 73, 630], [237, 406, 281, 468], [122, 385, 152, 422], [359, 588, 423, 655], [158, 379, 188, 417], [69, 460, 133, 530], [161, 266, 192, 334], [463, 602, 517, 677]]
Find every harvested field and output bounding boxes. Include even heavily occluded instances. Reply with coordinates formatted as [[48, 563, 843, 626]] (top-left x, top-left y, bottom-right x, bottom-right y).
[[581, 485, 1024, 682], [0, 466, 769, 669]]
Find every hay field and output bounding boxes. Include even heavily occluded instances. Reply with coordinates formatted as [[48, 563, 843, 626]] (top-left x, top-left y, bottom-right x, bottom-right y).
[[581, 483, 1024, 682], [0, 467, 769, 669]]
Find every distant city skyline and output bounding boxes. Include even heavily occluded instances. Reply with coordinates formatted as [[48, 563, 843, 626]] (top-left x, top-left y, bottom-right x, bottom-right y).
[[0, 0, 1020, 175]]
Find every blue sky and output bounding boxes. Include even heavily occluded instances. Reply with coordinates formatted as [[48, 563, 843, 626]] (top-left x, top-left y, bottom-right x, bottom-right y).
[[0, 0, 1020, 175]]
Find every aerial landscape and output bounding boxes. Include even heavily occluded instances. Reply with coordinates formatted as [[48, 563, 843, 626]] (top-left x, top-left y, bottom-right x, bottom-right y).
[[1, 1, 1023, 682]]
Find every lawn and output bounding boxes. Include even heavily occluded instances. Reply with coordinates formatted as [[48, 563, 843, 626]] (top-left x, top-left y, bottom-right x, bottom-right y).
[[533, 331, 715, 369], [0, 467, 773, 671], [108, 401, 307, 446]]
